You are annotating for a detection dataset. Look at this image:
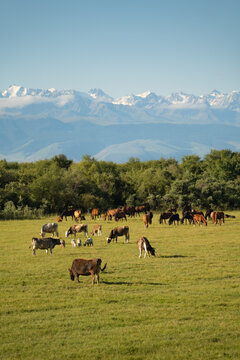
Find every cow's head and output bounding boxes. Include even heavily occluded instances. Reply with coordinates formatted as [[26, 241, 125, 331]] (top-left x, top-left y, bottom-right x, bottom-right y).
[[106, 237, 111, 243], [57, 216, 63, 222], [60, 239, 65, 248], [68, 268, 75, 281], [65, 229, 71, 237]]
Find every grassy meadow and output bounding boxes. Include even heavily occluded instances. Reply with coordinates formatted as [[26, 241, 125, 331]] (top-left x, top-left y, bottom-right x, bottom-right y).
[[0, 211, 240, 360]]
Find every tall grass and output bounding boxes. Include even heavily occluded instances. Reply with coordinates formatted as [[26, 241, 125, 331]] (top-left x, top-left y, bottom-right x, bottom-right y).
[[0, 212, 239, 359]]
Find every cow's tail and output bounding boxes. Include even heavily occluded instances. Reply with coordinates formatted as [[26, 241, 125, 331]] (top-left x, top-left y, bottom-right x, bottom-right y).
[[101, 263, 107, 272]]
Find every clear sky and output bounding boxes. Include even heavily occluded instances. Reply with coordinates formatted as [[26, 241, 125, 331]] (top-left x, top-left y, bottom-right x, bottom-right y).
[[0, 0, 239, 98]]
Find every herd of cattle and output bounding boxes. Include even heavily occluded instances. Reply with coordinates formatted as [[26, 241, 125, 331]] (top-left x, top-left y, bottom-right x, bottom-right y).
[[29, 205, 235, 285]]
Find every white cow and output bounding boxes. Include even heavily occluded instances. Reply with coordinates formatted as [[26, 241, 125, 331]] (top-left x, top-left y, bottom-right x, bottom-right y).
[[41, 223, 59, 238]]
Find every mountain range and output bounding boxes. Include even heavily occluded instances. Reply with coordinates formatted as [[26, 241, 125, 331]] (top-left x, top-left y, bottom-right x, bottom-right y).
[[0, 85, 239, 162]]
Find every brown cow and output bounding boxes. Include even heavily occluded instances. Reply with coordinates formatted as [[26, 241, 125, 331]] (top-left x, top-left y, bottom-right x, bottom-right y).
[[74, 209, 82, 222], [104, 208, 120, 220], [137, 237, 155, 258], [121, 206, 135, 217], [65, 224, 88, 238], [68, 258, 107, 285], [193, 214, 207, 226], [91, 208, 100, 220], [143, 212, 153, 228], [106, 226, 130, 243], [211, 211, 225, 225], [91, 224, 102, 236]]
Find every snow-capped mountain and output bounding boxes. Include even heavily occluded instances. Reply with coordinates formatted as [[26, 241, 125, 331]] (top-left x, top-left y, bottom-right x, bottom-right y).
[[0, 85, 239, 162]]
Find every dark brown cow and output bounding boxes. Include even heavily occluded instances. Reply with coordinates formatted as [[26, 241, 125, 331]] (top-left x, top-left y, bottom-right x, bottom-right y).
[[114, 211, 127, 221], [59, 209, 75, 221], [212, 211, 225, 225], [30, 237, 65, 255], [121, 206, 135, 217], [106, 226, 130, 243], [159, 211, 172, 224], [143, 212, 153, 228], [65, 224, 88, 238], [68, 258, 107, 285], [135, 204, 150, 216], [168, 214, 180, 225]]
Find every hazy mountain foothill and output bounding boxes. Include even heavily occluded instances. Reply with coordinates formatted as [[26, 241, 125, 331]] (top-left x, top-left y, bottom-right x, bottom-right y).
[[0, 85, 239, 162]]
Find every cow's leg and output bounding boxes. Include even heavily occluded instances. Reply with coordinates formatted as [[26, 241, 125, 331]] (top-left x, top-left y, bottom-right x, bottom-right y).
[[96, 272, 100, 284], [139, 246, 142, 258], [46, 249, 48, 255], [50, 247, 52, 254], [32, 248, 36, 255], [91, 272, 95, 285], [143, 242, 148, 258], [76, 274, 80, 283]]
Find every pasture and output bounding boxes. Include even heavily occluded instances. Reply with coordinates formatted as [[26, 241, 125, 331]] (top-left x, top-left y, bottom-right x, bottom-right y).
[[0, 212, 240, 360]]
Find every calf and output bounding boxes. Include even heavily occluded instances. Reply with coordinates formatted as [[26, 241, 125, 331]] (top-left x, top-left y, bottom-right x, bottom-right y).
[[77, 238, 82, 247], [84, 238, 93, 246], [65, 224, 88, 238], [91, 224, 102, 236], [106, 226, 130, 243], [68, 258, 107, 285], [40, 223, 59, 237], [30, 237, 65, 255], [137, 237, 155, 258], [71, 239, 77, 247]]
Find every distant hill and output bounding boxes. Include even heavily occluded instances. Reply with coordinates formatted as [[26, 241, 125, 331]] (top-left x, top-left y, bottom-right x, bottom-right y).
[[0, 85, 239, 162]]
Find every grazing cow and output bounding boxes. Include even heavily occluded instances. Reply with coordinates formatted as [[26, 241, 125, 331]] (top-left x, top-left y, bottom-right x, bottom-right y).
[[30, 237, 65, 255], [143, 212, 153, 228], [121, 206, 135, 217], [159, 212, 172, 224], [74, 209, 82, 222], [71, 239, 77, 247], [137, 237, 155, 258], [114, 211, 127, 221], [83, 238, 93, 246], [68, 258, 107, 285], [168, 214, 180, 225], [59, 209, 75, 221], [77, 238, 82, 247], [212, 211, 225, 225], [107, 226, 130, 243], [91, 208, 101, 220], [91, 224, 102, 236], [135, 204, 150, 216], [193, 214, 207, 226], [41, 223, 59, 238], [104, 209, 120, 221], [65, 224, 88, 238], [181, 211, 193, 224]]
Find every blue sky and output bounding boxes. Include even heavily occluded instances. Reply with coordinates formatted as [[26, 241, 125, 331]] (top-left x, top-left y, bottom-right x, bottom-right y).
[[0, 0, 239, 97]]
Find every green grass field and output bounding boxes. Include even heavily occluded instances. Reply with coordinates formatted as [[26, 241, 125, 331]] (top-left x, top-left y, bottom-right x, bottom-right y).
[[0, 212, 240, 360]]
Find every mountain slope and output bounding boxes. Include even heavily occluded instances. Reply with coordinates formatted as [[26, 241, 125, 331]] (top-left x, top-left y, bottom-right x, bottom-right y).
[[0, 86, 239, 162]]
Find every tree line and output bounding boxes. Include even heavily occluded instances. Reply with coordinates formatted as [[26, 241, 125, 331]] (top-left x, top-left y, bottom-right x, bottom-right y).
[[0, 150, 240, 219]]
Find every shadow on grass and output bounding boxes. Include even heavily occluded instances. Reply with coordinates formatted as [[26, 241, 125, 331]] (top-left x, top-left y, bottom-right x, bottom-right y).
[[102, 280, 166, 286], [159, 255, 189, 258]]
